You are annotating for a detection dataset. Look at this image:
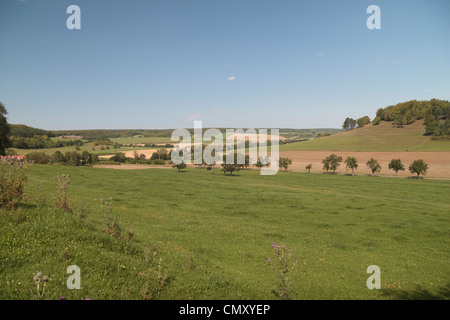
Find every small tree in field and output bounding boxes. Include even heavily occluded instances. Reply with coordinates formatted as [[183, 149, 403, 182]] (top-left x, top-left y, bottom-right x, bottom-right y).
[[221, 163, 239, 176], [172, 161, 187, 172], [388, 159, 405, 174], [344, 157, 358, 176], [322, 154, 342, 173], [409, 159, 428, 178], [366, 158, 381, 177], [305, 163, 312, 173], [279, 157, 292, 171]]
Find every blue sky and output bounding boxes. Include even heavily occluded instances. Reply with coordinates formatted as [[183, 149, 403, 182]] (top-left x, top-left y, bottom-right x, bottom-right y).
[[0, 0, 449, 130]]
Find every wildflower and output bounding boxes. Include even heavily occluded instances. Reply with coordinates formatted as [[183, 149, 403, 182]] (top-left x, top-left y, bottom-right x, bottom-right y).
[[59, 297, 66, 300], [42, 275, 50, 282], [266, 257, 271, 262]]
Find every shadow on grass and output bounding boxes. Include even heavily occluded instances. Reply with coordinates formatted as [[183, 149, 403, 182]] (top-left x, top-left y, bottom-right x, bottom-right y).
[[381, 283, 450, 300], [19, 202, 38, 210]]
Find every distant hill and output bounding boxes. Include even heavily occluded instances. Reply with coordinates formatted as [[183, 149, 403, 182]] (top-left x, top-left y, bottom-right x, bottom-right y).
[[9, 124, 56, 138], [280, 120, 450, 152], [281, 99, 450, 152]]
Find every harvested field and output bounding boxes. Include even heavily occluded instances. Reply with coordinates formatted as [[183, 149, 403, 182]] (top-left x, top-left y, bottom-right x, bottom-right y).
[[280, 151, 450, 178], [98, 148, 172, 159], [95, 150, 450, 178]]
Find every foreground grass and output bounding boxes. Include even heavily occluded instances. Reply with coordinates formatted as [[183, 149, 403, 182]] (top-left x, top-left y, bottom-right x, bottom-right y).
[[1, 165, 449, 299]]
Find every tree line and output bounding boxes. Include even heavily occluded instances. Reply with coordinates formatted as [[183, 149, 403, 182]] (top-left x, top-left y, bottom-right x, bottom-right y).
[[342, 99, 450, 137], [315, 154, 429, 178], [9, 135, 83, 149]]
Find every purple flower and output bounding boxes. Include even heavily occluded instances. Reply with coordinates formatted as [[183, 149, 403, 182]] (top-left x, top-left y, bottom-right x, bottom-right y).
[[59, 297, 66, 300]]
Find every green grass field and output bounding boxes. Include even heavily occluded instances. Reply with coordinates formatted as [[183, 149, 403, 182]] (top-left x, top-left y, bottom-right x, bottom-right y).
[[280, 121, 450, 152], [1, 165, 449, 300]]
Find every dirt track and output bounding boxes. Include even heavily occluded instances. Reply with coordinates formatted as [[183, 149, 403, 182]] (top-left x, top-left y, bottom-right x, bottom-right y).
[[280, 151, 450, 178]]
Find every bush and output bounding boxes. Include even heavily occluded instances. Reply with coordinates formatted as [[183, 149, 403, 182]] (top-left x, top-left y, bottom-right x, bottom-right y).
[[109, 152, 128, 163], [153, 159, 166, 165], [25, 152, 51, 164], [0, 158, 28, 209]]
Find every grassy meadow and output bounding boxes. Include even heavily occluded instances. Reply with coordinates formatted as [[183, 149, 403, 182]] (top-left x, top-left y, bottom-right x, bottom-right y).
[[281, 121, 450, 152], [1, 165, 449, 300]]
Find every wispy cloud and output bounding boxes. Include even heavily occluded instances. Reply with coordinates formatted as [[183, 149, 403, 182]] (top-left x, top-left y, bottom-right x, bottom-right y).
[[227, 76, 235, 81], [316, 53, 323, 57], [185, 113, 202, 121]]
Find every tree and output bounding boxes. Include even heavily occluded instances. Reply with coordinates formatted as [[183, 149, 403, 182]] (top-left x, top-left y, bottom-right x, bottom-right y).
[[172, 161, 187, 172], [109, 152, 127, 163], [305, 163, 312, 173], [322, 157, 331, 173], [0, 101, 10, 156], [256, 156, 269, 168], [344, 157, 358, 176], [342, 117, 357, 131], [409, 159, 428, 177], [388, 159, 405, 174], [366, 158, 381, 177], [65, 151, 82, 166], [330, 154, 342, 173], [322, 154, 342, 173], [279, 157, 292, 171], [81, 150, 93, 165], [342, 118, 350, 131], [372, 116, 381, 125], [356, 116, 371, 128], [51, 150, 66, 164], [425, 120, 439, 135], [221, 163, 239, 176]]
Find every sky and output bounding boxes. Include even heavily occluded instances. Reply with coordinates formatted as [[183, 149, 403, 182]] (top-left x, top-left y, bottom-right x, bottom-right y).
[[0, 0, 449, 130]]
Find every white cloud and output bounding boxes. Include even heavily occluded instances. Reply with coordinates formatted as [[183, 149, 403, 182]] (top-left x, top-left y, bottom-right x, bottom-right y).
[[316, 53, 323, 57], [227, 76, 235, 81]]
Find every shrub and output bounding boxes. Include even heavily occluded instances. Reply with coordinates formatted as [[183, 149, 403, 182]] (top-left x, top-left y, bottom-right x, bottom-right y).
[[0, 158, 28, 209], [100, 198, 121, 238], [25, 152, 51, 164], [172, 161, 186, 171], [153, 159, 166, 165], [56, 172, 71, 211], [266, 242, 299, 300], [109, 152, 127, 163]]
